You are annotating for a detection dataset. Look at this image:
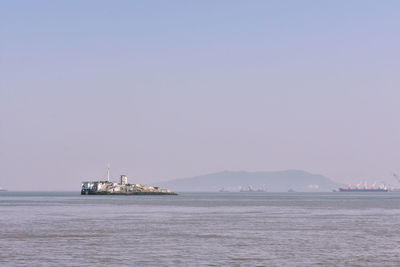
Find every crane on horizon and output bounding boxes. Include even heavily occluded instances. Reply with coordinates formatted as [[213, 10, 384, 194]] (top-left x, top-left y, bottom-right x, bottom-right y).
[[393, 173, 400, 185]]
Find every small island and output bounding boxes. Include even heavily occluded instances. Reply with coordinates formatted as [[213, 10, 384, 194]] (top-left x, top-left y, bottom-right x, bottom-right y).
[[81, 172, 176, 195]]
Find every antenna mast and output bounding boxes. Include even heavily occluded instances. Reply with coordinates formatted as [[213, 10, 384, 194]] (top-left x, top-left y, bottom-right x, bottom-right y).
[[107, 163, 110, 182]]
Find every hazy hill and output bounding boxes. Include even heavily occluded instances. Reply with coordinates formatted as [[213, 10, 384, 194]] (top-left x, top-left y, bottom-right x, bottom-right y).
[[157, 170, 340, 192]]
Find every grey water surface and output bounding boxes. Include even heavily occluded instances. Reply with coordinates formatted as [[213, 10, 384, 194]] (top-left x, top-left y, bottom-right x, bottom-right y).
[[1, 192, 399, 266]]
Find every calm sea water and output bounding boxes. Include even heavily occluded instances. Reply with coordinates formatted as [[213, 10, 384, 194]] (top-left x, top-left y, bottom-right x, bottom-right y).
[[1, 192, 400, 266]]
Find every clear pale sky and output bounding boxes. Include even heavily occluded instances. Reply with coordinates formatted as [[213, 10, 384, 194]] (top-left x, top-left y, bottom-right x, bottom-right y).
[[1, 1, 400, 190]]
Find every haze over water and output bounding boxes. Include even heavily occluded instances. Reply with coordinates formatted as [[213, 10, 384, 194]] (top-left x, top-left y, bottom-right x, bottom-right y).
[[2, 1, 400, 266], [1, 192, 400, 266]]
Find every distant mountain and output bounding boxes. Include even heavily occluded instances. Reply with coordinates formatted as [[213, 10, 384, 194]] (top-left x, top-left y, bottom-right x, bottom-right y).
[[157, 170, 340, 192]]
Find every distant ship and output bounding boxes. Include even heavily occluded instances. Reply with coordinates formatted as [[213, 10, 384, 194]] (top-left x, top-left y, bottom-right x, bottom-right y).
[[239, 185, 268, 192], [0, 187, 7, 192], [81, 165, 177, 195], [219, 185, 268, 192], [337, 174, 400, 192], [338, 184, 388, 192]]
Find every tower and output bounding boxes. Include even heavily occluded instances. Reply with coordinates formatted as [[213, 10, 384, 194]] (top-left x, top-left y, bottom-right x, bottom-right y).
[[120, 175, 127, 185]]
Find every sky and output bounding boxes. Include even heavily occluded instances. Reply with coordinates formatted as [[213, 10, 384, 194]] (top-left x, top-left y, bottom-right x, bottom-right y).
[[1, 1, 400, 190]]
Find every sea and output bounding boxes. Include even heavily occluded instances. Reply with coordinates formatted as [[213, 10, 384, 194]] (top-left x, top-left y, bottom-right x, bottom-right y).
[[1, 192, 400, 266]]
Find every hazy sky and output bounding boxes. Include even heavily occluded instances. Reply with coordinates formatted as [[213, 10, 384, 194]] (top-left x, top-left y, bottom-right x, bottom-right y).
[[1, 1, 400, 190]]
